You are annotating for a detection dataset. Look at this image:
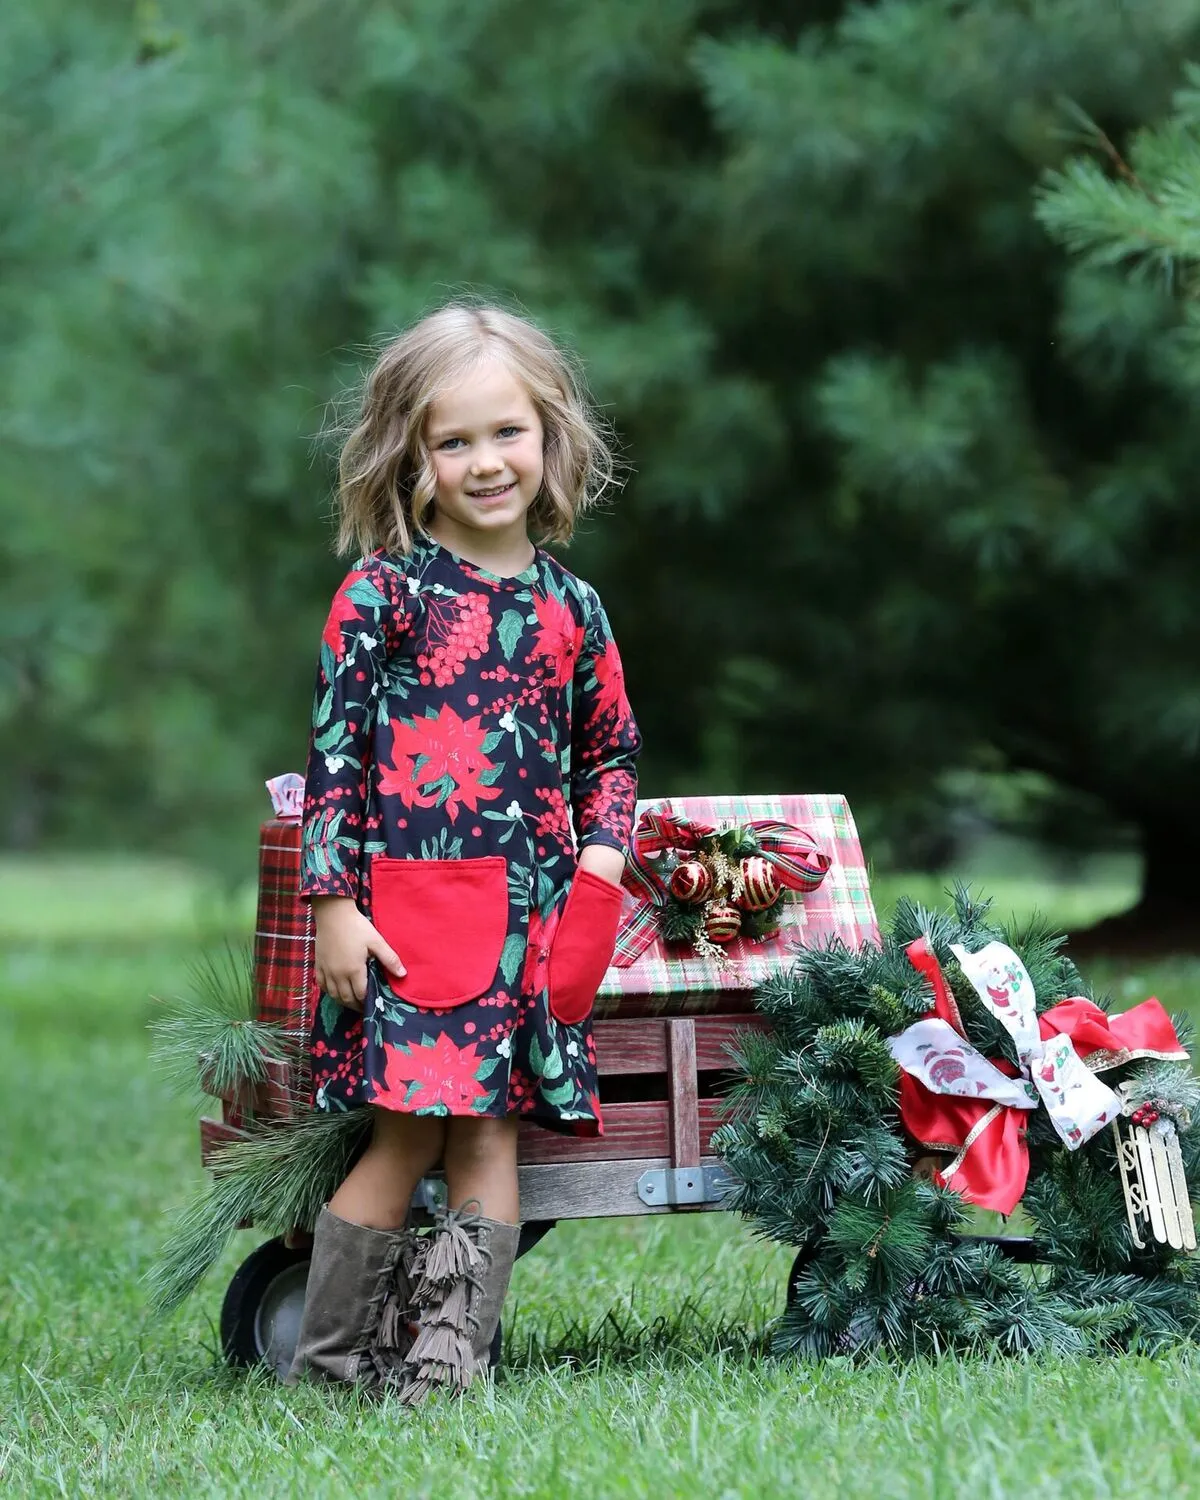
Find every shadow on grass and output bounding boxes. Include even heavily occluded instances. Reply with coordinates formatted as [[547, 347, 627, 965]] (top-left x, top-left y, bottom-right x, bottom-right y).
[[502, 1295, 775, 1376]]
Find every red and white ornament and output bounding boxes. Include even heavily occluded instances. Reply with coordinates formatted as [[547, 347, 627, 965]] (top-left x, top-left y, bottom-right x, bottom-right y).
[[704, 902, 742, 944], [670, 859, 713, 905], [736, 855, 781, 912]]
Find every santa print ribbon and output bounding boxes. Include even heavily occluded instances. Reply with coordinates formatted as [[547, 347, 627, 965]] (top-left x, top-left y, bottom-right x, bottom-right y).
[[613, 809, 831, 967], [889, 937, 1188, 1216]]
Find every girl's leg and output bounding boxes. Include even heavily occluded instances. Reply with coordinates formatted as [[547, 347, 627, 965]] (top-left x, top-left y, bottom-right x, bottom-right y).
[[395, 1114, 521, 1403], [442, 1114, 520, 1222], [330, 1108, 448, 1228], [287, 1110, 446, 1385]]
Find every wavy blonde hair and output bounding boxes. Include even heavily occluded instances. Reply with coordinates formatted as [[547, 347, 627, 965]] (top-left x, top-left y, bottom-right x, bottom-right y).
[[332, 302, 616, 557]]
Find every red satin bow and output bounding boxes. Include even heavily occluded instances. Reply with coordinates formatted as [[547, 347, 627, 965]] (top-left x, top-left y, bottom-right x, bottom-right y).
[[898, 937, 1187, 1214]]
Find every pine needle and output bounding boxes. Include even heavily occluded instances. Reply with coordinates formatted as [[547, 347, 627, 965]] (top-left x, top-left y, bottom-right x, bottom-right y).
[[146, 1110, 369, 1316], [148, 945, 300, 1102]]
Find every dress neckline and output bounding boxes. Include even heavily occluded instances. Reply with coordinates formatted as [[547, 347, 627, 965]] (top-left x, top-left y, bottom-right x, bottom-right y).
[[423, 534, 541, 589]]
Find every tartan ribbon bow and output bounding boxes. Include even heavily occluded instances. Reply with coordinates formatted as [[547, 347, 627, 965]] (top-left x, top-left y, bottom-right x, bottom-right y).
[[889, 937, 1187, 1215], [612, 808, 831, 967]]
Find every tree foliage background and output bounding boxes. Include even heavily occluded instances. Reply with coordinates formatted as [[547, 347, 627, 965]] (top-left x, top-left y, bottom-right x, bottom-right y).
[[4, 0, 1200, 908]]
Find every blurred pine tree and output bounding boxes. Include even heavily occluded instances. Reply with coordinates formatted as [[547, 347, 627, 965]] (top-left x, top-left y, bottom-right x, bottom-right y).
[[2, 0, 1199, 918]]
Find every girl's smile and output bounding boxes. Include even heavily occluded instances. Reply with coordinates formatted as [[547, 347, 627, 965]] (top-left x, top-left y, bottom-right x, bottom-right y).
[[425, 358, 544, 564]]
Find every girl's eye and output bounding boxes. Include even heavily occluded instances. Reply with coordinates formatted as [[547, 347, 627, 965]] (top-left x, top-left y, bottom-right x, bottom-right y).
[[438, 437, 465, 451], [497, 425, 521, 439]]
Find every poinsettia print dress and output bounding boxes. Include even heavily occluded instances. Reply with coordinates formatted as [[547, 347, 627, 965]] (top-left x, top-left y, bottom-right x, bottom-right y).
[[300, 536, 640, 1136]]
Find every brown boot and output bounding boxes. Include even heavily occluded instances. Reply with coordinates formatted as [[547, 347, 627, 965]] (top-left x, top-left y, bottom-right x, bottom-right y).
[[391, 1207, 521, 1405], [283, 1206, 416, 1387]]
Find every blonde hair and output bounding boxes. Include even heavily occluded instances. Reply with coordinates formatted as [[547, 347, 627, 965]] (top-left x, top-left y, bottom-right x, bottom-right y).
[[332, 302, 616, 557]]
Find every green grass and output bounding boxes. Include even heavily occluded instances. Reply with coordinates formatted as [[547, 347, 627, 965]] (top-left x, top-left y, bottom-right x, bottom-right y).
[[3, 854, 1200, 1498]]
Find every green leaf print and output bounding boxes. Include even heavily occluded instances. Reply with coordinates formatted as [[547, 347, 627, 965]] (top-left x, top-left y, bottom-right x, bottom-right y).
[[499, 932, 525, 986], [473, 1088, 500, 1113], [528, 1031, 546, 1077], [313, 720, 347, 753], [320, 640, 337, 685], [542, 1042, 564, 1080], [481, 731, 505, 754], [478, 763, 505, 785], [476, 1055, 502, 1082], [346, 579, 389, 608], [541, 1078, 577, 1108], [498, 608, 525, 660], [316, 684, 333, 725], [536, 868, 558, 915], [319, 992, 342, 1035]]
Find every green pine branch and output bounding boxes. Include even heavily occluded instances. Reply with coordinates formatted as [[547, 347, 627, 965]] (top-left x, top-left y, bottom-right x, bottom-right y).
[[146, 1110, 369, 1316]]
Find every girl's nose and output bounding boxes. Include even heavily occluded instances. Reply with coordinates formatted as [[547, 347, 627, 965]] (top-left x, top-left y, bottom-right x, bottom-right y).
[[471, 449, 503, 476]]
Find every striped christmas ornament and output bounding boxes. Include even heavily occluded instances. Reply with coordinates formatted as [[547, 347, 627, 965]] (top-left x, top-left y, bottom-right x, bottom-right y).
[[736, 855, 781, 912], [704, 902, 743, 944], [670, 859, 713, 905]]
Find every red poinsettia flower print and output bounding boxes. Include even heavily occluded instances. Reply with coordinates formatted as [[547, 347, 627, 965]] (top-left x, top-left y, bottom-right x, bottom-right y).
[[378, 704, 504, 821], [591, 638, 627, 721], [531, 592, 585, 688], [373, 1034, 489, 1112], [521, 902, 559, 992], [321, 568, 370, 657]]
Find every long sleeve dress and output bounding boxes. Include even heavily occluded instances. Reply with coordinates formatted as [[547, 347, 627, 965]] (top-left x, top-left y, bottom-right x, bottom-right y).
[[300, 535, 641, 1137]]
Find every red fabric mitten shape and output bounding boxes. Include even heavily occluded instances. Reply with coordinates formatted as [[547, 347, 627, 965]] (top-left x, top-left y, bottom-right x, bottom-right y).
[[548, 869, 624, 1026], [370, 856, 508, 1009]]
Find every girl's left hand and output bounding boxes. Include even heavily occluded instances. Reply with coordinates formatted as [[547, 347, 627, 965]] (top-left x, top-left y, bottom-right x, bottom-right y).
[[576, 844, 626, 887]]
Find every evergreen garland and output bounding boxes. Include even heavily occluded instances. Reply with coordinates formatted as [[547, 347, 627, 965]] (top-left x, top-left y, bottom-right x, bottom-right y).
[[715, 886, 1200, 1357]]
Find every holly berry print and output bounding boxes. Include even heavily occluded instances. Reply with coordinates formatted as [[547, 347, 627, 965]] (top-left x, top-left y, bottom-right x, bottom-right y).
[[301, 537, 640, 1135]]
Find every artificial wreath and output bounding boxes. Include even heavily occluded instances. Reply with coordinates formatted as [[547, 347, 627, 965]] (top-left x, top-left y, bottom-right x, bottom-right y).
[[714, 885, 1200, 1357]]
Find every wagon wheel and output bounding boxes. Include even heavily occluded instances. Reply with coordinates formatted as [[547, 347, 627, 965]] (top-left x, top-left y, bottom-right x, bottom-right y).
[[220, 1236, 313, 1378], [221, 1219, 556, 1377]]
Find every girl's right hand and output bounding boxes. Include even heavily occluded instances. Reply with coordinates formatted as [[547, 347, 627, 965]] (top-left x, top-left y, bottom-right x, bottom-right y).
[[311, 896, 406, 1011]]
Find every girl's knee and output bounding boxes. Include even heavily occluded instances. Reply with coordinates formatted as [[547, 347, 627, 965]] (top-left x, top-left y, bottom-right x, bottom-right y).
[[446, 1114, 518, 1162]]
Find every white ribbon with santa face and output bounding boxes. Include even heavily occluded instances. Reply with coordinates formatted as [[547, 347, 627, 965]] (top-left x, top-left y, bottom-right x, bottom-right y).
[[888, 942, 1122, 1151]]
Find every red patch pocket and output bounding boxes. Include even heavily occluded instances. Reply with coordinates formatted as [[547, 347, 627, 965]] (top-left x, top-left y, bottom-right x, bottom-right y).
[[548, 869, 624, 1026], [370, 856, 508, 1009]]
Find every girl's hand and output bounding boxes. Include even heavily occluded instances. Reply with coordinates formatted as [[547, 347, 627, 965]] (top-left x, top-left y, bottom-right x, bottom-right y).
[[576, 844, 626, 887], [311, 897, 405, 1011]]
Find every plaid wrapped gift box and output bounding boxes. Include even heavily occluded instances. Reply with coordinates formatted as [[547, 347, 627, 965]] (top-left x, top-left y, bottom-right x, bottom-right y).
[[595, 793, 878, 1018], [246, 791, 878, 1039]]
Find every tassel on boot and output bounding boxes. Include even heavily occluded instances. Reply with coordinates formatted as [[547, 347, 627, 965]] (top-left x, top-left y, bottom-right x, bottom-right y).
[[370, 1232, 420, 1380], [384, 1207, 521, 1406]]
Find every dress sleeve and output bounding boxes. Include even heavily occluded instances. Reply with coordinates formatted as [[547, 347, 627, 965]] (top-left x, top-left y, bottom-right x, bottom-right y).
[[300, 555, 407, 900], [569, 589, 641, 855]]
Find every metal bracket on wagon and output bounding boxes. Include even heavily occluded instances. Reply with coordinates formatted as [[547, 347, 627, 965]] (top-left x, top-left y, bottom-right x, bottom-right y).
[[637, 1165, 733, 1206]]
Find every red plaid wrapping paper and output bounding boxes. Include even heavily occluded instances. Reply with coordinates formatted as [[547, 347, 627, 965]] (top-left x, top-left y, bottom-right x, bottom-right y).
[[594, 794, 878, 1018], [254, 819, 317, 1114], [250, 795, 878, 1039]]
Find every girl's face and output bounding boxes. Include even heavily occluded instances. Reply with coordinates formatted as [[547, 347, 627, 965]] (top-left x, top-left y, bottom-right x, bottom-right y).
[[424, 357, 544, 550]]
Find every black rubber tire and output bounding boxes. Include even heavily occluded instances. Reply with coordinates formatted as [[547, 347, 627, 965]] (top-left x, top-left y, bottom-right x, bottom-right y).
[[220, 1236, 313, 1374]]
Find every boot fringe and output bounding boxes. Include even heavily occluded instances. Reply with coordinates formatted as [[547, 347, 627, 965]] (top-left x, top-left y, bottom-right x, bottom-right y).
[[407, 1316, 473, 1370]]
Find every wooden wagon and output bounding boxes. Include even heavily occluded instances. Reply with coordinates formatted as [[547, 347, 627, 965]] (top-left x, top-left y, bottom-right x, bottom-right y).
[[201, 791, 879, 1374]]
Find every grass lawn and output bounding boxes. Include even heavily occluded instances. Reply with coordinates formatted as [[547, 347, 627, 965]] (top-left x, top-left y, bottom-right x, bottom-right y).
[[4, 854, 1200, 1497]]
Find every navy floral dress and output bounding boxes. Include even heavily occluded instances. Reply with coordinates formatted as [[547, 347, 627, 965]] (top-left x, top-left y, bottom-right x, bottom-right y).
[[300, 536, 640, 1136]]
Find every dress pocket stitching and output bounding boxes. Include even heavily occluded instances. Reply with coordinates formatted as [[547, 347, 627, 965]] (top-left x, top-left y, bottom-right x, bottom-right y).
[[371, 855, 508, 1009]]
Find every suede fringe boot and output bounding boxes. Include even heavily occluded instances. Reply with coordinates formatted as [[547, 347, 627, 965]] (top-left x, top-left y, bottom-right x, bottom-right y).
[[391, 1206, 521, 1406], [284, 1206, 417, 1387]]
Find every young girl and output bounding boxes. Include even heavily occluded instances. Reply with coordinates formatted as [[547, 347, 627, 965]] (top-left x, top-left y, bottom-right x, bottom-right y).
[[287, 303, 640, 1402]]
